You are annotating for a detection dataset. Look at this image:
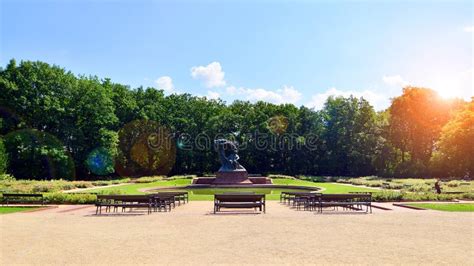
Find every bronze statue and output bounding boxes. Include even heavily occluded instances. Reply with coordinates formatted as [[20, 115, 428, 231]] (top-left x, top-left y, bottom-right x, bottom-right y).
[[214, 139, 245, 172], [191, 137, 271, 185]]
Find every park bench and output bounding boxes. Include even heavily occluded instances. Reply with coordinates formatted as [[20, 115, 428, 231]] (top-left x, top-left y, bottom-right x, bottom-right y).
[[280, 191, 318, 206], [2, 193, 45, 205], [280, 192, 321, 210], [214, 193, 266, 213], [149, 193, 177, 211], [292, 193, 321, 210], [95, 195, 154, 215], [152, 191, 188, 205], [313, 193, 372, 213]]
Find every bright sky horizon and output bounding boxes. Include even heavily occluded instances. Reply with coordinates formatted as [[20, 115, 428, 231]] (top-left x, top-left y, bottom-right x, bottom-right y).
[[1, 0, 473, 110]]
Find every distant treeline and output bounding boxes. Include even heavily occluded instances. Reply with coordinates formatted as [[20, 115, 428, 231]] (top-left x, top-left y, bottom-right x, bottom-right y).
[[0, 59, 472, 180]]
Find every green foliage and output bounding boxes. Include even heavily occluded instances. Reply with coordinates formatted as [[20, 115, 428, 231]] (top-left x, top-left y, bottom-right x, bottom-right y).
[[388, 87, 465, 177], [44, 193, 96, 204], [267, 174, 295, 179], [0, 206, 40, 214], [168, 175, 197, 180], [84, 147, 115, 176], [84, 179, 193, 195], [0, 60, 118, 180], [0, 137, 7, 174], [445, 180, 461, 187], [0, 178, 129, 193], [431, 100, 474, 177], [405, 183, 432, 192], [372, 191, 404, 201], [0, 174, 15, 181], [297, 176, 327, 182], [338, 176, 473, 192], [372, 191, 473, 202], [132, 176, 165, 183], [90, 178, 130, 186], [115, 119, 175, 177], [0, 60, 471, 179], [320, 96, 379, 176], [405, 203, 474, 212], [3, 129, 75, 180], [336, 177, 474, 200]]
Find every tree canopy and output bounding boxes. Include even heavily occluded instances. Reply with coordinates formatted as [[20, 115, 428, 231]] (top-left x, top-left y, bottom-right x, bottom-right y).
[[0, 59, 471, 179]]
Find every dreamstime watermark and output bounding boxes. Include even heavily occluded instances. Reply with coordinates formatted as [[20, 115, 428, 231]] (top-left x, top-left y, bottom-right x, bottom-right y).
[[149, 130, 322, 152]]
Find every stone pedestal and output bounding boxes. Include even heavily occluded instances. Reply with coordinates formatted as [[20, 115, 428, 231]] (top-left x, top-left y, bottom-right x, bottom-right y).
[[213, 169, 252, 185]]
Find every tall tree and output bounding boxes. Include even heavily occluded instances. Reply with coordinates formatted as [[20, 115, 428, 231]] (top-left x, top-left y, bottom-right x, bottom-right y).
[[320, 96, 379, 176], [388, 87, 464, 176], [431, 99, 474, 178], [1, 58, 470, 179], [0, 136, 7, 174]]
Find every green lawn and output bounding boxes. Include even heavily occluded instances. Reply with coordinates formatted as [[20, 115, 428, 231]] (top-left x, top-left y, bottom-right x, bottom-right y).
[[0, 206, 39, 214], [84, 179, 193, 194], [272, 179, 380, 193], [81, 178, 380, 200], [180, 188, 310, 201], [406, 203, 474, 212]]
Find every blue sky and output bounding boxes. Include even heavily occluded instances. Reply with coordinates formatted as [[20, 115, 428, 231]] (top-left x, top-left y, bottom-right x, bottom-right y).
[[1, 0, 473, 110]]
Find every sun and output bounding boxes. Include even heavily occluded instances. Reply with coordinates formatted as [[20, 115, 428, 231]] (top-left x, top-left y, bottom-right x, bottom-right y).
[[428, 70, 474, 100], [436, 87, 460, 99]]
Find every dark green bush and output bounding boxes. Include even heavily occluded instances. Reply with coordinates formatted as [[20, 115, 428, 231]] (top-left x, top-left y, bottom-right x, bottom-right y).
[[267, 174, 295, 179], [90, 178, 130, 186], [73, 181, 94, 189], [0, 137, 7, 174], [168, 175, 196, 180], [3, 129, 75, 180], [0, 174, 15, 181], [372, 191, 473, 202], [297, 176, 327, 182], [445, 180, 461, 187], [372, 191, 404, 201], [385, 183, 404, 189], [45, 193, 96, 204], [133, 176, 164, 183], [95, 189, 125, 195], [0, 178, 130, 193]]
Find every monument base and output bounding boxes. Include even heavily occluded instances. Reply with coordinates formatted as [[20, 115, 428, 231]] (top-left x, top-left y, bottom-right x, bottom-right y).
[[213, 170, 252, 185]]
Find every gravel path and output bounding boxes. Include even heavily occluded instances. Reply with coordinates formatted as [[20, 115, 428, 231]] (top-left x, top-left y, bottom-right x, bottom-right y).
[[1, 202, 473, 265]]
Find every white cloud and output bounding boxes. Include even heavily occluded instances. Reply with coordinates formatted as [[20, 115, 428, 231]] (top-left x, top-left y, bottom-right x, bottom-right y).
[[226, 85, 302, 104], [155, 76, 174, 93], [191, 62, 226, 88], [463, 26, 474, 32], [206, 90, 220, 100], [382, 75, 408, 87], [306, 87, 387, 111]]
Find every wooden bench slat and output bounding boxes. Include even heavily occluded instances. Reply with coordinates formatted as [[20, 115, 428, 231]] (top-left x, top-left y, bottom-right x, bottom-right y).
[[214, 194, 266, 213], [2, 193, 45, 206]]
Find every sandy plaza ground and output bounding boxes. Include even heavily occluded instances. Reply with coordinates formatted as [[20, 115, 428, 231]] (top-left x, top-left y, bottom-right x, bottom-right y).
[[1, 202, 473, 265]]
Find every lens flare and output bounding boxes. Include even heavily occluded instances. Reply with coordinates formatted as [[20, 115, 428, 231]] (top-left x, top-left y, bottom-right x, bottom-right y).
[[115, 120, 176, 177], [267, 115, 289, 135], [85, 147, 115, 175]]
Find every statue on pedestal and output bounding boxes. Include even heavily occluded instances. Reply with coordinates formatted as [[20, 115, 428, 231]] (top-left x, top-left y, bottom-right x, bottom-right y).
[[214, 139, 246, 172], [213, 139, 250, 184]]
